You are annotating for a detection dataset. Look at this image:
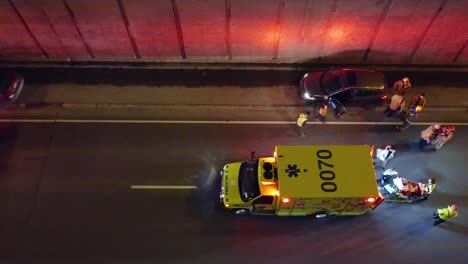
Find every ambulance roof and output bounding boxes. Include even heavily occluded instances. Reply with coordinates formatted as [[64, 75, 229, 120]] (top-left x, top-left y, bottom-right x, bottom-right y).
[[275, 145, 379, 198]]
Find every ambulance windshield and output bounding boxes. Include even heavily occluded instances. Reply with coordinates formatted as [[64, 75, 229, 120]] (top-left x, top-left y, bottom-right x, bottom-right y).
[[239, 160, 261, 202]]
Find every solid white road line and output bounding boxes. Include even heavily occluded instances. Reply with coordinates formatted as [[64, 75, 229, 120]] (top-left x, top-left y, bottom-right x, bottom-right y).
[[0, 119, 468, 126], [131, 185, 197, 190]]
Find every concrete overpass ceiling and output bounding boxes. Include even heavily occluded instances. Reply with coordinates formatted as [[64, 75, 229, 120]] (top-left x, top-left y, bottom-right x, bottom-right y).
[[178, 0, 226, 60], [314, 0, 387, 64], [0, 0, 467, 65], [0, 0, 43, 59], [39, 0, 91, 60], [411, 0, 468, 64], [278, 0, 332, 62], [64, 0, 134, 58], [121, 0, 181, 60], [230, 0, 280, 61]]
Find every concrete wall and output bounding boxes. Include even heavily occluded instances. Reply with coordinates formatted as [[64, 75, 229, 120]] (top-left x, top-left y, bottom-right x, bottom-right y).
[[0, 0, 466, 65]]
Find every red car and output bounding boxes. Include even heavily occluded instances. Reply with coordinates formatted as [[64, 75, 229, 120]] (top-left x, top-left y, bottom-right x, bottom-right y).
[[0, 72, 24, 107]]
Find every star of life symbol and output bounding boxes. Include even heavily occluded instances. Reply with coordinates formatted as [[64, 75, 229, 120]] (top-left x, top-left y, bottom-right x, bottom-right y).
[[285, 164, 300, 177]]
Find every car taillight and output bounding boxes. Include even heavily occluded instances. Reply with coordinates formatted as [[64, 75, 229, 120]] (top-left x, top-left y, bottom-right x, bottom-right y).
[[282, 198, 290, 203], [381, 95, 387, 100], [365, 196, 384, 206]]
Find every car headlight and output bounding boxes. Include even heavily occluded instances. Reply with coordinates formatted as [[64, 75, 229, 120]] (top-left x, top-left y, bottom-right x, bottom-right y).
[[220, 171, 225, 199], [304, 92, 314, 100], [220, 186, 225, 199]]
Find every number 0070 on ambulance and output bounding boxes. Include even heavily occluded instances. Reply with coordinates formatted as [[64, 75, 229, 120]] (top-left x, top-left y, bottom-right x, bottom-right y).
[[219, 145, 383, 218]]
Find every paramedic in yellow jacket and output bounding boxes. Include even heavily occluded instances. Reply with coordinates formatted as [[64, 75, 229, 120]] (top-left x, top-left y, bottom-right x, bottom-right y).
[[433, 204, 458, 226], [296, 111, 310, 136], [418, 178, 436, 195]]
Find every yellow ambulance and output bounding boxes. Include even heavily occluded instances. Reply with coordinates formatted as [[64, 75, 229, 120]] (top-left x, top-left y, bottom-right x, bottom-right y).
[[220, 145, 383, 217]]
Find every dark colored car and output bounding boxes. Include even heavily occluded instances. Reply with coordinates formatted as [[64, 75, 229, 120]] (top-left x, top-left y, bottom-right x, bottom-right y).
[[299, 68, 388, 114], [0, 72, 24, 107]]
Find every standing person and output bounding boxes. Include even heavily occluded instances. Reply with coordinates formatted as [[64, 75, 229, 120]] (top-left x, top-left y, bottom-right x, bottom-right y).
[[433, 204, 458, 226], [374, 145, 396, 168], [434, 125, 455, 150], [393, 77, 412, 94], [315, 103, 328, 124], [296, 111, 310, 136], [419, 124, 441, 149], [384, 93, 406, 117], [409, 93, 427, 110], [397, 106, 420, 131]]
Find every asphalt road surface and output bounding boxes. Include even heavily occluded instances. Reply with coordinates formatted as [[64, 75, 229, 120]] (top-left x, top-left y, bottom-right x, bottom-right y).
[[1, 122, 467, 264]]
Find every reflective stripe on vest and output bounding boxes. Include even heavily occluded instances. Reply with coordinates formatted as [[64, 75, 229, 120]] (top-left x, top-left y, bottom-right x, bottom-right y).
[[297, 113, 308, 127]]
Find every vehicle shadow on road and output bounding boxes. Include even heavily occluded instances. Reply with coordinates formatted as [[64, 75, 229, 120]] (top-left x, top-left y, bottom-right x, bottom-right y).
[[405, 218, 434, 236], [406, 213, 468, 236], [435, 222, 468, 235]]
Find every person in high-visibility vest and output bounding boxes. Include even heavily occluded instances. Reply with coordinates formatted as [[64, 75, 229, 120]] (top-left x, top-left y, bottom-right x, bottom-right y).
[[419, 178, 436, 196], [296, 111, 310, 136], [433, 204, 458, 226]]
